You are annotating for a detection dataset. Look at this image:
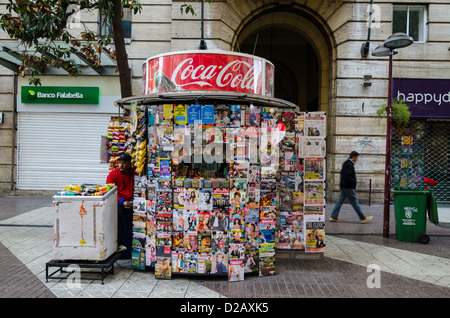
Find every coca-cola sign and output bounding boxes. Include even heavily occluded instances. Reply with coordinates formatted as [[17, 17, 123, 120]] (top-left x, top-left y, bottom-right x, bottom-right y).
[[142, 50, 275, 97]]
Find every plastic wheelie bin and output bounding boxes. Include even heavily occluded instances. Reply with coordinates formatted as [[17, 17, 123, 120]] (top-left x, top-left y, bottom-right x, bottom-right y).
[[392, 189, 435, 244]]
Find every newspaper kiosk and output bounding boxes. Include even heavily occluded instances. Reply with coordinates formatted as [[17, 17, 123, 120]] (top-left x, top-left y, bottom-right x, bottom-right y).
[[111, 50, 327, 282]]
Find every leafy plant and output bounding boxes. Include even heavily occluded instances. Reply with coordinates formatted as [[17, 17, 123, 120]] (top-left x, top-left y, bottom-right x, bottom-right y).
[[375, 98, 411, 132], [0, 0, 142, 97]]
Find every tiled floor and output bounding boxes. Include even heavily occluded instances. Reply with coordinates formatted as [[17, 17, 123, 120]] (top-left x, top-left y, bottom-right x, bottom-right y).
[[1, 196, 450, 298]]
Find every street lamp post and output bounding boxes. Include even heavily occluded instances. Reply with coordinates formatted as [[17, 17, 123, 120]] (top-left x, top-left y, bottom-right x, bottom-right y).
[[372, 33, 413, 238]]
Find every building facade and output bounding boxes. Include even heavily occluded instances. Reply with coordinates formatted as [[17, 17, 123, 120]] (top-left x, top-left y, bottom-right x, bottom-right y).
[[0, 0, 449, 202]]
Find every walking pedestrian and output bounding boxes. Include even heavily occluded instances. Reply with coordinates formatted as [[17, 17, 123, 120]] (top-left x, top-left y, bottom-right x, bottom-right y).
[[329, 151, 373, 223]]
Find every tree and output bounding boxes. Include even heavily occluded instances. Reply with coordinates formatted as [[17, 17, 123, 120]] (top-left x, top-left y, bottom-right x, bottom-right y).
[[0, 0, 211, 98], [0, 0, 141, 98]]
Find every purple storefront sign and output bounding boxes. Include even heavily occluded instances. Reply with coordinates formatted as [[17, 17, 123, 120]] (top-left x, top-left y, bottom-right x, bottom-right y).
[[393, 78, 450, 118]]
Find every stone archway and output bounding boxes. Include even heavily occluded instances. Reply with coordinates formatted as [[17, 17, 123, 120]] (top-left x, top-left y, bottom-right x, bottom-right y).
[[230, 7, 335, 114]]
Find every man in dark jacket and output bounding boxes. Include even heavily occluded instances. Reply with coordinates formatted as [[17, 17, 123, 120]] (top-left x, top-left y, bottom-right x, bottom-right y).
[[329, 151, 373, 223]]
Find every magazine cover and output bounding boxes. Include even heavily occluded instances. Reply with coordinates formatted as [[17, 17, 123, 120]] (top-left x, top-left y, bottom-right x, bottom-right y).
[[282, 151, 297, 172], [228, 259, 244, 282], [261, 106, 278, 127], [295, 112, 305, 135], [174, 104, 187, 125], [279, 211, 292, 230], [259, 206, 276, 219], [302, 137, 326, 157], [215, 104, 231, 126], [187, 104, 202, 124], [229, 230, 244, 245], [229, 205, 245, 219], [133, 197, 147, 215], [197, 211, 212, 231], [210, 209, 228, 232], [172, 209, 185, 231], [292, 191, 304, 211], [211, 252, 228, 275], [275, 228, 291, 249], [261, 165, 277, 179], [172, 251, 184, 273], [305, 112, 326, 137], [213, 188, 230, 209], [228, 243, 245, 260], [184, 233, 198, 252], [304, 206, 324, 215], [131, 247, 145, 270], [245, 221, 260, 242], [230, 189, 246, 205], [145, 243, 156, 267], [304, 214, 325, 253], [198, 189, 213, 211], [290, 231, 304, 250], [184, 188, 199, 210], [280, 111, 296, 131], [245, 208, 260, 223], [279, 189, 293, 211], [198, 252, 212, 274], [292, 211, 304, 230], [244, 249, 259, 273], [259, 218, 275, 244], [280, 132, 297, 151], [201, 104, 215, 124], [304, 157, 325, 180], [230, 104, 241, 127], [245, 106, 260, 126], [184, 210, 198, 233], [260, 191, 276, 208], [155, 256, 172, 279], [172, 231, 184, 251], [258, 243, 275, 276], [134, 175, 147, 198], [304, 181, 325, 205], [248, 165, 261, 183], [211, 231, 229, 253], [198, 231, 212, 252], [246, 185, 260, 209], [184, 252, 198, 273], [260, 178, 276, 191]]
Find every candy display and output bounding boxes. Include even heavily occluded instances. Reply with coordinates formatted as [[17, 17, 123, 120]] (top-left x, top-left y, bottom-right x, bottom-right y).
[[106, 120, 130, 171], [110, 101, 327, 282], [56, 183, 115, 196]]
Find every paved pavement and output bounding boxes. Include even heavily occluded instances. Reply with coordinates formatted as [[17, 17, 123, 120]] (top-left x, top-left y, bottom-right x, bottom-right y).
[[1, 195, 450, 302]]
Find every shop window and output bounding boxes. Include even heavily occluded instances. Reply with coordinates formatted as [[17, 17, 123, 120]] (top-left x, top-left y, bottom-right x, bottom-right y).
[[393, 5, 427, 42], [100, 6, 132, 40]]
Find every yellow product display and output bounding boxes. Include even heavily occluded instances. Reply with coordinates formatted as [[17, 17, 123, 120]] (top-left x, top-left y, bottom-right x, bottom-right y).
[[59, 183, 115, 196]]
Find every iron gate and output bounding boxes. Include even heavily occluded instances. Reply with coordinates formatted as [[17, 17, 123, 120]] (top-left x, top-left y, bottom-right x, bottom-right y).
[[392, 119, 449, 202]]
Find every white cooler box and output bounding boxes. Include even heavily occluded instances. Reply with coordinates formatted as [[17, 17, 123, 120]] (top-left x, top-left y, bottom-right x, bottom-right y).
[[52, 187, 118, 261]]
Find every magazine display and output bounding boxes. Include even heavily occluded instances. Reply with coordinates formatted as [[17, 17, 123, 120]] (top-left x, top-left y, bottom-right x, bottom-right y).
[[123, 105, 326, 280]]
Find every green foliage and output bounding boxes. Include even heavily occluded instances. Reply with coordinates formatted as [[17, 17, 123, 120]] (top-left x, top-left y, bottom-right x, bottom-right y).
[[375, 98, 411, 130], [0, 0, 142, 85], [181, 0, 213, 15]]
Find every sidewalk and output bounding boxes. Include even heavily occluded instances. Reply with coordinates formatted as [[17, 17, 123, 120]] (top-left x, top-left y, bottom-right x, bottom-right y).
[[1, 195, 450, 298]]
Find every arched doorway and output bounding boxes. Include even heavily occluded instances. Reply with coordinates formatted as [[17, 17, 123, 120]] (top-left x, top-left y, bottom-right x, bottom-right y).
[[231, 8, 334, 114]]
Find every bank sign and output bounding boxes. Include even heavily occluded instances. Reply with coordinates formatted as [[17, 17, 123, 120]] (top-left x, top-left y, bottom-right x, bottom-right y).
[[21, 86, 100, 104], [393, 78, 450, 118]]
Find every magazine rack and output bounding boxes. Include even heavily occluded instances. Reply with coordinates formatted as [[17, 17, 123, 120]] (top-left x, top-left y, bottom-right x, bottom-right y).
[[110, 91, 326, 282], [110, 50, 326, 282]]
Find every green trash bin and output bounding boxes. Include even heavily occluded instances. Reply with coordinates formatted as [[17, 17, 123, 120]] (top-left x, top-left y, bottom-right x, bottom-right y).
[[392, 190, 430, 244]]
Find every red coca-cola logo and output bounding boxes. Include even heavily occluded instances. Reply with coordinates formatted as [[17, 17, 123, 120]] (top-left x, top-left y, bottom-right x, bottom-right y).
[[143, 51, 274, 97]]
